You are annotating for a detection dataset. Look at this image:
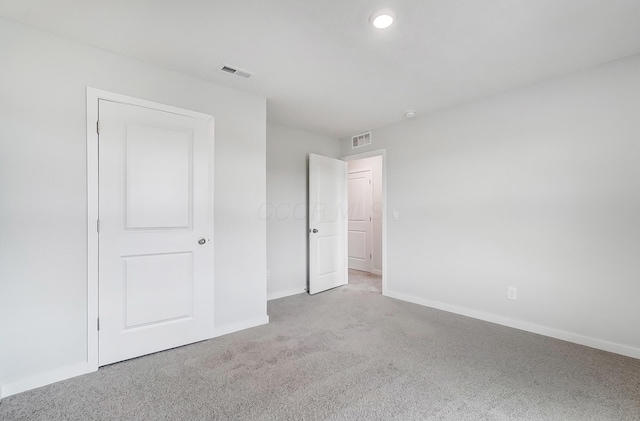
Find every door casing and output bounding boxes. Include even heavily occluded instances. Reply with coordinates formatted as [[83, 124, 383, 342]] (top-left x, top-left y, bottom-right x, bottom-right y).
[[342, 150, 387, 295]]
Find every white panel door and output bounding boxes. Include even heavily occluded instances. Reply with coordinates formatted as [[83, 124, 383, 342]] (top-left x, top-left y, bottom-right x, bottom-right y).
[[98, 99, 214, 366], [308, 154, 347, 294], [348, 169, 373, 272]]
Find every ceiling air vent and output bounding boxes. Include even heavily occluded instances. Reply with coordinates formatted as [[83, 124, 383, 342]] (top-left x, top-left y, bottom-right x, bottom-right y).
[[220, 63, 254, 79], [352, 131, 371, 149]]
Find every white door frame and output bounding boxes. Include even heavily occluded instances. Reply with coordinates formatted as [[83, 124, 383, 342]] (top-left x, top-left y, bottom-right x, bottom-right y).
[[86, 87, 213, 371], [342, 149, 387, 296]]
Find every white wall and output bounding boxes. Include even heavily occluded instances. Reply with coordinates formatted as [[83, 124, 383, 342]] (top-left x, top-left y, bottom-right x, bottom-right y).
[[341, 55, 640, 358], [347, 156, 383, 274], [0, 17, 267, 396], [266, 123, 340, 300]]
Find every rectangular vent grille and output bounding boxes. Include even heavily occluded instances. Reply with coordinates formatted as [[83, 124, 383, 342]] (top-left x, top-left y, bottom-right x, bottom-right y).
[[220, 63, 254, 79], [352, 132, 371, 149]]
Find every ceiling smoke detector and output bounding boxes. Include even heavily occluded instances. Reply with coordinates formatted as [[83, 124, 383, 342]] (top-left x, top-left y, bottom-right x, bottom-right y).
[[220, 64, 254, 79], [404, 110, 416, 119]]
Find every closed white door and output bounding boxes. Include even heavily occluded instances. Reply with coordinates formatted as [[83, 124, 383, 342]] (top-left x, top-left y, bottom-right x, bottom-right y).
[[308, 154, 347, 294], [98, 99, 214, 366], [348, 169, 373, 272]]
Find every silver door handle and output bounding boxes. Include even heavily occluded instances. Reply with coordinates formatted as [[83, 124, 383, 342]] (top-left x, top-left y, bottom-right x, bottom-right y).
[[312, 229, 318, 233], [198, 237, 207, 245]]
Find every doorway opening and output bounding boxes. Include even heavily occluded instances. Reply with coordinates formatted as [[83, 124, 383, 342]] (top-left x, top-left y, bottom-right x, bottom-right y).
[[307, 150, 386, 296], [343, 151, 385, 295]]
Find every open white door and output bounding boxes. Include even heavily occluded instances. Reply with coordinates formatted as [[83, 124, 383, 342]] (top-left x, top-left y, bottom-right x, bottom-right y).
[[308, 154, 348, 294], [98, 99, 214, 366]]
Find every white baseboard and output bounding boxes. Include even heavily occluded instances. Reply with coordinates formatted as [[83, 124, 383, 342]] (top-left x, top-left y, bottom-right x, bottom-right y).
[[1, 362, 93, 399], [385, 290, 640, 360], [213, 315, 269, 338], [267, 288, 306, 301]]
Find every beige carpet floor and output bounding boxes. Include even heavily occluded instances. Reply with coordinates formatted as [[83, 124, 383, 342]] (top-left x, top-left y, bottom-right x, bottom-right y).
[[1, 272, 638, 420]]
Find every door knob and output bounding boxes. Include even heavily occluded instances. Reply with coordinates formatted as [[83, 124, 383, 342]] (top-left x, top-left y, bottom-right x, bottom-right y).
[[312, 229, 318, 233], [198, 237, 207, 245]]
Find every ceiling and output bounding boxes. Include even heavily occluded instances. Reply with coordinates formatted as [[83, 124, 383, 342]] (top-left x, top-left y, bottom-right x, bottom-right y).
[[2, 0, 640, 138]]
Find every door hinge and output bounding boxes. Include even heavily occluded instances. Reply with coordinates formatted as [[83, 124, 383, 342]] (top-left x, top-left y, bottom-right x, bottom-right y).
[[96, 121, 100, 134], [370, 253, 372, 259], [97, 317, 100, 331], [97, 219, 100, 233], [370, 216, 372, 222]]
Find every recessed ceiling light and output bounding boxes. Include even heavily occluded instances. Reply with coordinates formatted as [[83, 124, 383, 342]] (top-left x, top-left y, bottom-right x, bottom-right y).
[[370, 11, 394, 29], [404, 110, 416, 119]]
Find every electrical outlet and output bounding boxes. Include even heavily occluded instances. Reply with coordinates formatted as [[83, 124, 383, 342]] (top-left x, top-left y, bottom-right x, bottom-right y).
[[507, 286, 517, 300]]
